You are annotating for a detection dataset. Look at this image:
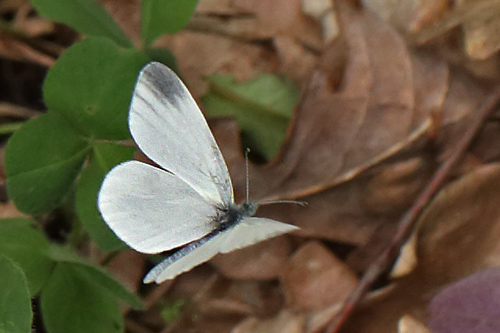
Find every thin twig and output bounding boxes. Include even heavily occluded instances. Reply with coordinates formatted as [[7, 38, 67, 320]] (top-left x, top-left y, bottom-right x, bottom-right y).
[[0, 102, 40, 118], [325, 85, 500, 333]]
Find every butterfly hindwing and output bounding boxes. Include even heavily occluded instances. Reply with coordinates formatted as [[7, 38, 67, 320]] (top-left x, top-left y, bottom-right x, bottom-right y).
[[145, 217, 299, 283], [143, 232, 222, 283], [219, 217, 299, 253]]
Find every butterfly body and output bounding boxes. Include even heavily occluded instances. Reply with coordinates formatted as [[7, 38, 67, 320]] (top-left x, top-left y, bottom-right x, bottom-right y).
[[217, 201, 259, 225]]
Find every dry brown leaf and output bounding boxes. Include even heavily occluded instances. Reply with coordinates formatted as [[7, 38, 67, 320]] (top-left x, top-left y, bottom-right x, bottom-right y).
[[364, 0, 500, 59], [420, 0, 500, 60], [362, 0, 449, 35], [97, 0, 141, 45], [197, 0, 248, 15], [186, 14, 277, 41], [361, 157, 432, 215], [339, 281, 431, 333], [0, 0, 54, 37], [339, 163, 500, 332], [280, 241, 358, 311], [211, 235, 294, 280], [415, 165, 500, 283], [462, 1, 500, 60], [0, 31, 55, 66], [274, 36, 317, 83], [166, 276, 285, 332], [208, 3, 449, 245], [0, 202, 28, 219], [10, 2, 54, 37], [233, 309, 306, 333], [246, 3, 426, 200], [305, 302, 343, 333], [437, 69, 491, 158], [167, 31, 275, 97], [106, 250, 145, 301], [469, 115, 500, 163], [233, 0, 323, 50]]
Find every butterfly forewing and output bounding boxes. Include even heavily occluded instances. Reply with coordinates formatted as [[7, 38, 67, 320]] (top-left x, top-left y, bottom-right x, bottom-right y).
[[98, 161, 217, 254], [129, 62, 233, 207], [143, 232, 223, 283]]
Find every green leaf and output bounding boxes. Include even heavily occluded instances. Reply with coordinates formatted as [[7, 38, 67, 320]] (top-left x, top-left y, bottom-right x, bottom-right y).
[[40, 263, 123, 333], [160, 299, 185, 324], [5, 112, 90, 215], [43, 37, 149, 140], [202, 74, 299, 159], [145, 47, 178, 71], [30, 0, 132, 47], [0, 255, 32, 333], [48, 246, 144, 310], [141, 0, 199, 46], [77, 142, 135, 252], [0, 218, 53, 296]]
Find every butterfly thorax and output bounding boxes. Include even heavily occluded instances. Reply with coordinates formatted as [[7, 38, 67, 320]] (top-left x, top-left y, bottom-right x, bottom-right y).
[[217, 201, 258, 227]]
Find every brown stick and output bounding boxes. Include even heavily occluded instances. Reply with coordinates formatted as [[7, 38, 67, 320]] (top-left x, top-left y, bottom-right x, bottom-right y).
[[325, 85, 500, 333]]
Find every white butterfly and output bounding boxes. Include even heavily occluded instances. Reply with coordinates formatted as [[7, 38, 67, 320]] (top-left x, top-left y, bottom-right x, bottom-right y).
[[98, 62, 299, 283]]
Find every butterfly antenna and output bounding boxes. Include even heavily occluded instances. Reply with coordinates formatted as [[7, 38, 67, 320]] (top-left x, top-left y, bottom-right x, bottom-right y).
[[259, 199, 308, 207], [245, 148, 250, 203]]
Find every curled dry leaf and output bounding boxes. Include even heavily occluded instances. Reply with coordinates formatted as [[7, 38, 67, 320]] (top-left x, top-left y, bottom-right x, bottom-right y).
[[398, 315, 430, 333], [301, 0, 339, 43], [391, 233, 418, 279], [280, 241, 358, 311]]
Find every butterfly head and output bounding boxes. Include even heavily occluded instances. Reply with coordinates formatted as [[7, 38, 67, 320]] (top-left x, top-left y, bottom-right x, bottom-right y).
[[238, 201, 259, 217]]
